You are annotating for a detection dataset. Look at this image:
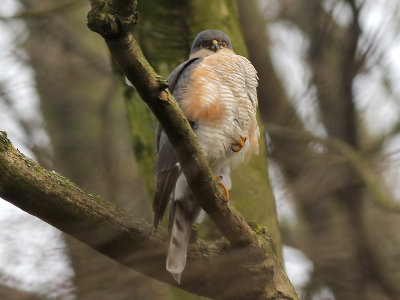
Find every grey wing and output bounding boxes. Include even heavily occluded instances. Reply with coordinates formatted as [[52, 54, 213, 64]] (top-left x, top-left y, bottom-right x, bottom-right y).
[[155, 57, 201, 152], [167, 57, 201, 96], [153, 57, 202, 228], [153, 130, 180, 228]]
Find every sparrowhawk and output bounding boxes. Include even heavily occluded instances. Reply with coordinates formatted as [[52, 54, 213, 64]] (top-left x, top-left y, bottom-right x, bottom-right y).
[[153, 30, 260, 283]]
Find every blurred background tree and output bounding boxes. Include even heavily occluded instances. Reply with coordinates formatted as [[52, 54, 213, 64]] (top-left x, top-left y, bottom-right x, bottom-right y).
[[1, 0, 400, 299]]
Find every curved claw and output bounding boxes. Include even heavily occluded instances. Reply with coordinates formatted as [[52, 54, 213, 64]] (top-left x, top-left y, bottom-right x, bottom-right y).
[[231, 136, 246, 152]]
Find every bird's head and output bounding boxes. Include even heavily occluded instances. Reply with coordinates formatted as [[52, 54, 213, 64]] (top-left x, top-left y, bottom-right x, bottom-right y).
[[189, 30, 233, 58]]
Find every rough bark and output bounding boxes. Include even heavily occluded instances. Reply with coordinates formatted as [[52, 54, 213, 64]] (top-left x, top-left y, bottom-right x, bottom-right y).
[[0, 131, 297, 300]]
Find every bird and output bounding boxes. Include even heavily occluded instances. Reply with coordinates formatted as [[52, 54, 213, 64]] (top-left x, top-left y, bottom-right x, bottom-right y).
[[153, 30, 259, 283]]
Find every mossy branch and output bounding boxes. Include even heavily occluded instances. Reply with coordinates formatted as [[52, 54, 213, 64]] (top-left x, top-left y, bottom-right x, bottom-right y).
[[0, 131, 296, 299]]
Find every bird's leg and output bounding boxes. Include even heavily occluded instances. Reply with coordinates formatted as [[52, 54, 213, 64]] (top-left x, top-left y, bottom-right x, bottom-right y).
[[231, 136, 246, 152], [216, 176, 230, 201]]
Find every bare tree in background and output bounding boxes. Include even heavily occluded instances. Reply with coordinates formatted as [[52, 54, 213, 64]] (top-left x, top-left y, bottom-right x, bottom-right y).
[[239, 0, 400, 299], [0, 0, 400, 299]]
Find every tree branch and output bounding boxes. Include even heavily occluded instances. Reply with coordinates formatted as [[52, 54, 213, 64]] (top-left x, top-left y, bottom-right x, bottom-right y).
[[0, 131, 296, 299]]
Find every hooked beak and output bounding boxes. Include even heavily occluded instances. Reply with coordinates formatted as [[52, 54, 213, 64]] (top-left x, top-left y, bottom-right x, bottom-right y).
[[211, 40, 219, 52]]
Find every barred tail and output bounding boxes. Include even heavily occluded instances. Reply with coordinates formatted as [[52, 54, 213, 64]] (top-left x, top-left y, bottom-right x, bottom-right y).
[[166, 201, 193, 283]]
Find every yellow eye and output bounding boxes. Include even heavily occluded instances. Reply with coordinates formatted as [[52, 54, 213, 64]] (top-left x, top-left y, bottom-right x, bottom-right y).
[[222, 41, 227, 47]]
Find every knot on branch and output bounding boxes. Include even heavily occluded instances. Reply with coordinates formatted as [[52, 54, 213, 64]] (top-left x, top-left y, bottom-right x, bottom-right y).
[[156, 75, 169, 90], [87, 1, 138, 39], [248, 220, 277, 256]]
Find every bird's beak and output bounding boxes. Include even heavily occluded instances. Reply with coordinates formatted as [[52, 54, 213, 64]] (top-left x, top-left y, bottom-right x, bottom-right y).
[[211, 40, 219, 52]]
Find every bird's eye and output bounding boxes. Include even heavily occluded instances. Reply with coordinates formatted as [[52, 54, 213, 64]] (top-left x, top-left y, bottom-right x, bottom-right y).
[[200, 43, 204, 48], [221, 41, 227, 47]]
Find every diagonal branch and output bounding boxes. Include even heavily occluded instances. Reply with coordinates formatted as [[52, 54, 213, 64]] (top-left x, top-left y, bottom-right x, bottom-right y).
[[0, 131, 296, 299], [87, 0, 258, 247]]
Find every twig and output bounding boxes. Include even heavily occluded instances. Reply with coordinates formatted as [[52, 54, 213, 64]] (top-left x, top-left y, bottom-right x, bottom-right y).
[[266, 123, 400, 213]]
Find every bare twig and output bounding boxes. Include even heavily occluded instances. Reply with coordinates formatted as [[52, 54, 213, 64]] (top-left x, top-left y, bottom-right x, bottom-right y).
[[266, 124, 400, 213]]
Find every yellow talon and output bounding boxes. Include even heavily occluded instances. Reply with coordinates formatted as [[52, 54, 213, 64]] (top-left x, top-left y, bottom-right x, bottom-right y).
[[216, 176, 230, 201], [231, 136, 246, 152]]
